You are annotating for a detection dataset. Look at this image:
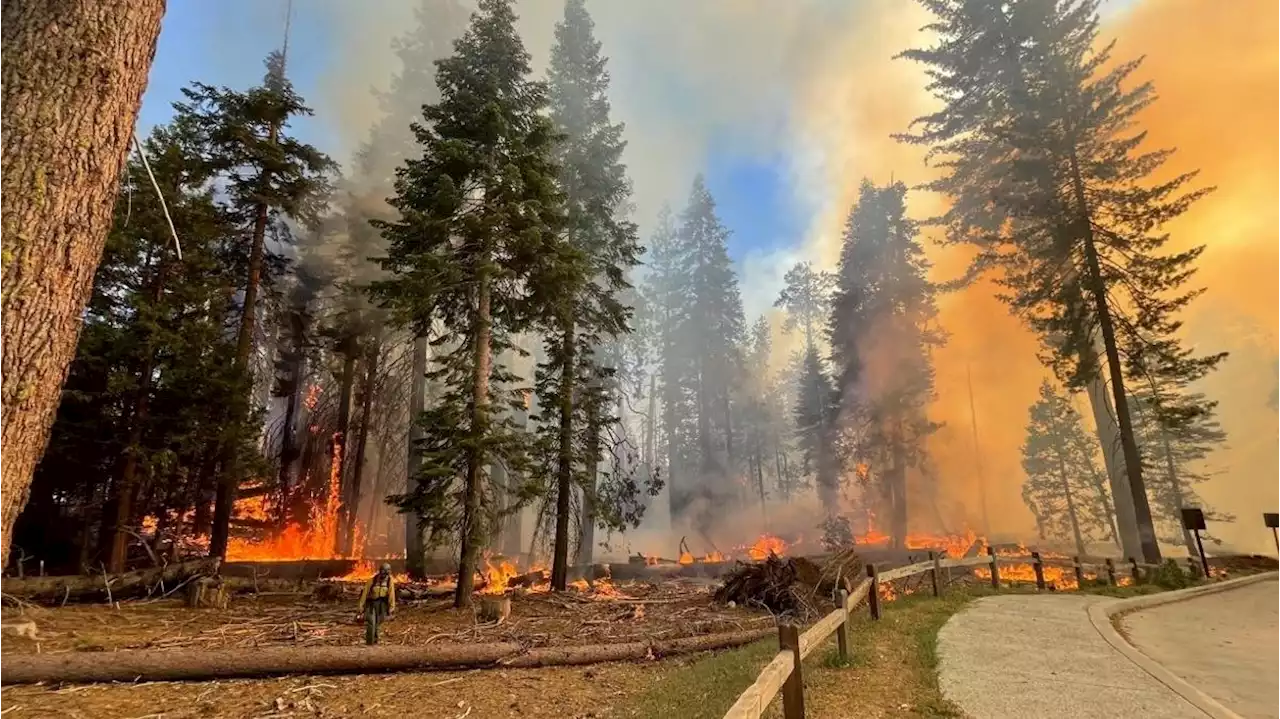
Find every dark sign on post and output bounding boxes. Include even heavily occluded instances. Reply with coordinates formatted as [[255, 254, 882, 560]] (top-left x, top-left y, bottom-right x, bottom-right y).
[[1264, 513, 1279, 529], [1181, 508, 1206, 531]]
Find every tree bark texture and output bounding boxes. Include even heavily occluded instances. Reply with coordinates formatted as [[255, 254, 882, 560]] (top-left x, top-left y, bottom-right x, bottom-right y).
[[550, 319, 576, 592], [1069, 151, 1160, 564], [405, 335, 428, 577], [455, 268, 492, 607], [1, 0, 166, 566]]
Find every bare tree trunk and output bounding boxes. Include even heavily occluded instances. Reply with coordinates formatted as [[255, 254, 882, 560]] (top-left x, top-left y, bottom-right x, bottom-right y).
[[1070, 151, 1160, 564], [405, 335, 428, 578], [344, 335, 381, 555], [455, 267, 493, 608], [550, 320, 576, 592], [1055, 448, 1087, 557], [500, 386, 529, 558], [331, 341, 357, 555], [0, 0, 166, 565]]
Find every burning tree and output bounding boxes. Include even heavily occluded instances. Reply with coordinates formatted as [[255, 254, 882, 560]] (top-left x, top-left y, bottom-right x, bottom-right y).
[[1020, 380, 1118, 555], [828, 180, 944, 549]]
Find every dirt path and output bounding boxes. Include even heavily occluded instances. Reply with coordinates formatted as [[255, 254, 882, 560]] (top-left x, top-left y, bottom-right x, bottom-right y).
[[937, 594, 1208, 718], [1122, 578, 1279, 719]]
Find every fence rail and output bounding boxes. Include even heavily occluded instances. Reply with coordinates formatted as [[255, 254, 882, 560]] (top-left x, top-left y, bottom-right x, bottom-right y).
[[722, 550, 1199, 719]]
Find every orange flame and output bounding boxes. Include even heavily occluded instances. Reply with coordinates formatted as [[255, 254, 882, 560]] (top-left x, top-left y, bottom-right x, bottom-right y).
[[747, 534, 787, 561], [678, 551, 695, 565], [704, 551, 726, 563], [479, 554, 520, 594]]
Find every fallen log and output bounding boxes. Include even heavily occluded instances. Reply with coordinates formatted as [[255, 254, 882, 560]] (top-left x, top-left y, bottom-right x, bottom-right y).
[[0, 627, 774, 684], [1, 559, 220, 603]]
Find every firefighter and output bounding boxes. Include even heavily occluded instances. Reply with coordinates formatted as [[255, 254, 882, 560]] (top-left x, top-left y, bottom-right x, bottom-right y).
[[356, 563, 396, 645]]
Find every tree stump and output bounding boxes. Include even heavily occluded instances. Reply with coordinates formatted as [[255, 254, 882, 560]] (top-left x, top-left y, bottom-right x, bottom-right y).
[[477, 595, 511, 624], [185, 577, 228, 609]]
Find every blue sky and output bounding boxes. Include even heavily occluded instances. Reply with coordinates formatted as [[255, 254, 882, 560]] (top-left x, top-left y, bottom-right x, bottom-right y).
[[137, 1, 793, 269]]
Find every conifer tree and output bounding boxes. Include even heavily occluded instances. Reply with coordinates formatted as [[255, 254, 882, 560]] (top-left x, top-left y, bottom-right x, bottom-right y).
[[775, 262, 833, 350], [793, 344, 839, 506], [900, 0, 1222, 562], [178, 51, 335, 558], [537, 0, 644, 587], [679, 177, 746, 496], [642, 206, 698, 522], [22, 126, 248, 571], [1020, 380, 1116, 555], [376, 0, 564, 607], [828, 180, 942, 548]]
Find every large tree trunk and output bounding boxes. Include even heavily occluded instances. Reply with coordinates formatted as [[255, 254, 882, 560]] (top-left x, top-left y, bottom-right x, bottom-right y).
[[550, 320, 576, 592], [209, 138, 278, 559], [330, 341, 357, 555], [455, 268, 492, 608], [1070, 151, 1160, 564], [405, 335, 428, 577], [276, 352, 305, 518], [0, 0, 166, 566], [344, 334, 380, 555]]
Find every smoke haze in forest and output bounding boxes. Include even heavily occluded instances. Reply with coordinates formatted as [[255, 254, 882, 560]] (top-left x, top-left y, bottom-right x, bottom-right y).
[[285, 0, 1274, 555]]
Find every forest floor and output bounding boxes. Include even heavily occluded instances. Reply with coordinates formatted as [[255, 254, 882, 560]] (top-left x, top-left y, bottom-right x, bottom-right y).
[[0, 577, 767, 655]]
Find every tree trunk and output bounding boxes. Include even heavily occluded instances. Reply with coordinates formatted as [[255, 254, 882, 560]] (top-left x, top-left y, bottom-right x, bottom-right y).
[[455, 267, 492, 608], [550, 320, 576, 592], [889, 433, 908, 550], [209, 123, 279, 559], [405, 335, 428, 577], [0, 0, 166, 566], [501, 384, 529, 558], [1158, 429, 1198, 556], [576, 401, 600, 567], [345, 335, 380, 555], [1069, 150, 1160, 563], [1082, 373, 1131, 550], [276, 353, 305, 514], [330, 341, 357, 555], [1054, 447, 1087, 557]]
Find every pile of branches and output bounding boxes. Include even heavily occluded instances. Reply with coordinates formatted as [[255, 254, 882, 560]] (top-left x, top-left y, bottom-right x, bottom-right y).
[[714, 550, 863, 620]]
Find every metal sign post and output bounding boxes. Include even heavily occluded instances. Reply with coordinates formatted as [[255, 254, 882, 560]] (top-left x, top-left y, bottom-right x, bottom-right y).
[[1264, 513, 1279, 551], [1181, 508, 1210, 579]]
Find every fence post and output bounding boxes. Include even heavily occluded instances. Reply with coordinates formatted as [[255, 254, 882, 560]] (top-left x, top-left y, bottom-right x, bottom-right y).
[[987, 546, 1000, 589], [778, 623, 805, 719], [1129, 557, 1141, 584], [929, 551, 941, 597], [1105, 558, 1117, 586], [836, 589, 851, 662], [1031, 551, 1045, 590], [867, 564, 881, 620], [1072, 556, 1084, 589]]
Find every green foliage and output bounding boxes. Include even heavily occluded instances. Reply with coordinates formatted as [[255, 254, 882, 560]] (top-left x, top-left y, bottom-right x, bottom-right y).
[[1019, 380, 1117, 550], [775, 261, 833, 349], [1148, 559, 1192, 590], [828, 180, 943, 541], [374, 0, 564, 565]]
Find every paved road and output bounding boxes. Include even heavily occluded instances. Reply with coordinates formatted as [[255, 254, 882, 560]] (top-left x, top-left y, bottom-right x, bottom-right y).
[[1122, 579, 1279, 719], [937, 594, 1209, 718]]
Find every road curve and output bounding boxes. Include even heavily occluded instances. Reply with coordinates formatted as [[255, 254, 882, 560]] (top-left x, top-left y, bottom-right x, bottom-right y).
[[937, 594, 1209, 718], [1121, 578, 1278, 719]]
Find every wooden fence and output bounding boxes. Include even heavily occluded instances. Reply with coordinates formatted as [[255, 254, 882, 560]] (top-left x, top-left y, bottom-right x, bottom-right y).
[[722, 549, 1190, 719]]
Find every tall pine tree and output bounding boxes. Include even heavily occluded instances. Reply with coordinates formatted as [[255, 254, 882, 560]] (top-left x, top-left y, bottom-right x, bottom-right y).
[[376, 0, 564, 607], [899, 0, 1222, 562], [828, 180, 943, 548], [537, 0, 644, 588], [178, 51, 335, 559], [1020, 380, 1117, 555]]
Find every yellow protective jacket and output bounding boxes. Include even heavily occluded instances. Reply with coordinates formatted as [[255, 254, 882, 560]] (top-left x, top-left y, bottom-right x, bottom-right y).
[[356, 572, 396, 613]]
